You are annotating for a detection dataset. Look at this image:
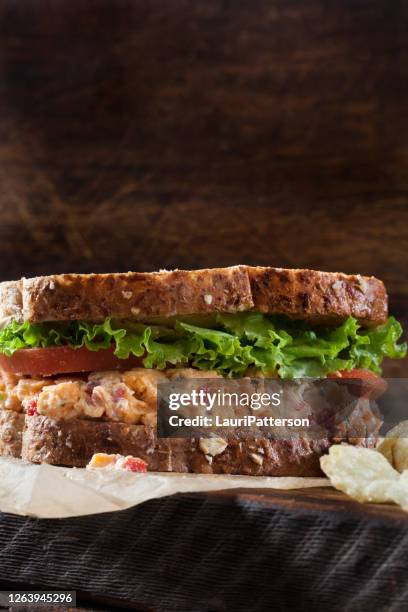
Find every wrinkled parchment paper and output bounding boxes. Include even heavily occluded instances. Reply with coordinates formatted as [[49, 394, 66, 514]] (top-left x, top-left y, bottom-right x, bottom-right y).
[[0, 457, 329, 518]]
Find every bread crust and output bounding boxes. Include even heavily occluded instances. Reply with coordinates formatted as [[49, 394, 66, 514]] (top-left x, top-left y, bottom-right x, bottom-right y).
[[21, 415, 330, 475], [0, 266, 387, 326], [0, 410, 24, 457], [22, 267, 253, 322], [21, 417, 157, 468], [248, 267, 387, 327], [0, 280, 23, 324]]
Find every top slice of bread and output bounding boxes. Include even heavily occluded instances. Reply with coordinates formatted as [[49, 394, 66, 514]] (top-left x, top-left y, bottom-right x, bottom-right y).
[[248, 267, 387, 327], [0, 266, 387, 327]]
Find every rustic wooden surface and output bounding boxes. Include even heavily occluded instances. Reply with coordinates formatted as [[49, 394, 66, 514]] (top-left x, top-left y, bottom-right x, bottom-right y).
[[0, 0, 407, 294], [215, 485, 408, 520], [0, 487, 407, 611]]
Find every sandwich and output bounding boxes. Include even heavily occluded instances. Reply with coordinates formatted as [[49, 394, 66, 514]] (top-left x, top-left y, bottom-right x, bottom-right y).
[[0, 266, 405, 476]]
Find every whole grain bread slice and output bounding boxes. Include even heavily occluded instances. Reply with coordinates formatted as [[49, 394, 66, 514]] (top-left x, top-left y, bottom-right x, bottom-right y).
[[0, 266, 387, 327], [22, 414, 330, 475], [23, 266, 253, 323], [21, 414, 379, 475]]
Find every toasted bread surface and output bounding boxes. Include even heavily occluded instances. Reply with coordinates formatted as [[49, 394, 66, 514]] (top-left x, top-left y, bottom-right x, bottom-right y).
[[0, 266, 387, 326], [21, 266, 253, 323], [21, 417, 157, 468], [0, 280, 23, 324], [21, 415, 330, 475], [0, 410, 24, 457], [248, 267, 387, 326]]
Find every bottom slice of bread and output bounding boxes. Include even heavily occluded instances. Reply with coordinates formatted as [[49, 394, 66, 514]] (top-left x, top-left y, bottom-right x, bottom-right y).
[[21, 415, 332, 476], [0, 410, 25, 458]]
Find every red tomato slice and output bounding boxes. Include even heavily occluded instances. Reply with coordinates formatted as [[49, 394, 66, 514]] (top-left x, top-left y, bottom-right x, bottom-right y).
[[328, 369, 387, 399], [0, 345, 143, 377], [122, 457, 148, 473]]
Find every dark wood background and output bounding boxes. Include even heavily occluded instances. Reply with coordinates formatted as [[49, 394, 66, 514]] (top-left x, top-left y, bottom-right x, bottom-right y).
[[0, 1, 407, 313]]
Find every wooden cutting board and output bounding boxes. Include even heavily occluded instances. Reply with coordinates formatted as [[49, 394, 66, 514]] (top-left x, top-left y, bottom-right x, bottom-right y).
[[214, 485, 408, 521], [0, 487, 407, 612]]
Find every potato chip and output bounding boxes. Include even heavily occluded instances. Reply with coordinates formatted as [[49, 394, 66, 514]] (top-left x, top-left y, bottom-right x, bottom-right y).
[[378, 420, 408, 472], [377, 437, 394, 465], [393, 441, 408, 473], [384, 420, 408, 438], [388, 471, 408, 512], [320, 444, 399, 503]]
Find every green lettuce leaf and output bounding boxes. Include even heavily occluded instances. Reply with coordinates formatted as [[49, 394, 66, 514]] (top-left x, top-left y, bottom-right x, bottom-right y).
[[0, 313, 405, 378]]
